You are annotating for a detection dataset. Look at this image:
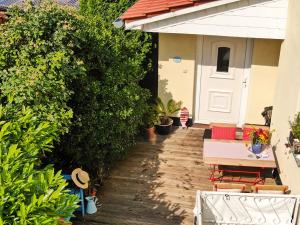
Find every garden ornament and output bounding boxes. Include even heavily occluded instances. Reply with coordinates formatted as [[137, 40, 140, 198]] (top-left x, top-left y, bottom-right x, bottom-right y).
[[180, 107, 189, 128], [71, 168, 90, 189]]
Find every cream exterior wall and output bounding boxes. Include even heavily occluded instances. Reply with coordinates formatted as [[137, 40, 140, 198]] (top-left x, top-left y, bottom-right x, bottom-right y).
[[158, 33, 281, 122], [271, 0, 300, 195], [158, 33, 196, 116], [245, 39, 281, 124]]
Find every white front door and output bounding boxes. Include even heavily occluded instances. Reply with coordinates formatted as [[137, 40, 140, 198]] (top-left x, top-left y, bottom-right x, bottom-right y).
[[196, 36, 247, 124]]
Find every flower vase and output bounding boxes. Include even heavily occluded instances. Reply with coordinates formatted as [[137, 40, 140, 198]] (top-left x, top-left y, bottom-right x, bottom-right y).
[[252, 143, 263, 154]]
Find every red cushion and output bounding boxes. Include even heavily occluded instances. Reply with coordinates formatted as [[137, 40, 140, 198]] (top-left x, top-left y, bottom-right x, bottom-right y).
[[211, 126, 236, 140]]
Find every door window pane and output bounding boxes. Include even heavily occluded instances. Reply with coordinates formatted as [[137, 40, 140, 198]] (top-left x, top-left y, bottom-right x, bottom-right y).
[[217, 47, 230, 72]]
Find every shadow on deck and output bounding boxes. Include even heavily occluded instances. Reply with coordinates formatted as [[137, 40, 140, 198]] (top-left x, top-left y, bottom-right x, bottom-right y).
[[74, 128, 209, 225], [74, 128, 275, 225]]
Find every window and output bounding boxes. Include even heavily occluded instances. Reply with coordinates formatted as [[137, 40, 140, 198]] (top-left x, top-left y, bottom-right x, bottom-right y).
[[217, 47, 230, 72]]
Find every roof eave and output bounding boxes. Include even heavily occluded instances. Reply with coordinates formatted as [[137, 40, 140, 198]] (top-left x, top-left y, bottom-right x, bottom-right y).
[[124, 0, 242, 30]]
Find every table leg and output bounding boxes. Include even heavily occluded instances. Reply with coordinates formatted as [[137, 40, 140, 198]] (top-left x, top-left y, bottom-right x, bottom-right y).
[[208, 165, 266, 185], [209, 165, 218, 182]]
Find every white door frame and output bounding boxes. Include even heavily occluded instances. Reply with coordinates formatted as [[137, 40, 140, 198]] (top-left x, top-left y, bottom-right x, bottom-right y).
[[193, 36, 253, 127]]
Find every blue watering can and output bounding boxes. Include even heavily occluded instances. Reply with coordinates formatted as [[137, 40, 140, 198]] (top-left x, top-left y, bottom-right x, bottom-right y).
[[85, 196, 97, 214]]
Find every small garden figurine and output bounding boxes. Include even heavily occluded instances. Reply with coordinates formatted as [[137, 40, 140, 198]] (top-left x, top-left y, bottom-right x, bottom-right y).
[[180, 107, 189, 129]]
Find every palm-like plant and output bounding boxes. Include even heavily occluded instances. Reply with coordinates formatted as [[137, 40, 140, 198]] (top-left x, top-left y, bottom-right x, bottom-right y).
[[156, 97, 182, 125]]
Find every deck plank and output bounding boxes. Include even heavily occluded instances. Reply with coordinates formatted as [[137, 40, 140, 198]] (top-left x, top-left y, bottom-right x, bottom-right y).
[[74, 128, 275, 225]]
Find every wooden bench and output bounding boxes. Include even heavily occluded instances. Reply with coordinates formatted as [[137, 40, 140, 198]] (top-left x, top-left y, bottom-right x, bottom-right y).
[[251, 184, 289, 194]]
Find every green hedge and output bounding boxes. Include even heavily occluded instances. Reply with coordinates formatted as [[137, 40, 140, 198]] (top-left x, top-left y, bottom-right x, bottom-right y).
[[0, 0, 152, 179], [0, 2, 85, 135], [57, 0, 152, 177]]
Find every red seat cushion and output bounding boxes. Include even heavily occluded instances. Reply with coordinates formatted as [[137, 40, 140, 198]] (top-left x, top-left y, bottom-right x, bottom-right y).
[[211, 126, 236, 140]]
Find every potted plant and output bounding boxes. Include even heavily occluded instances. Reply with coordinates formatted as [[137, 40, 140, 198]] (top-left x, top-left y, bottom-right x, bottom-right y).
[[155, 97, 182, 135], [249, 128, 272, 154], [58, 218, 72, 225], [143, 105, 158, 140], [289, 112, 300, 154]]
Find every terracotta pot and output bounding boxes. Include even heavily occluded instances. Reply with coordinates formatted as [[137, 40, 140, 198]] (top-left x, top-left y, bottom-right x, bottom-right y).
[[145, 126, 156, 140], [91, 187, 97, 196], [59, 218, 71, 225]]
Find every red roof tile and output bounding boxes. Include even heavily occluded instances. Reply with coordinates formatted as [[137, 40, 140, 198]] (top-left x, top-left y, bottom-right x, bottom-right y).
[[121, 0, 217, 21]]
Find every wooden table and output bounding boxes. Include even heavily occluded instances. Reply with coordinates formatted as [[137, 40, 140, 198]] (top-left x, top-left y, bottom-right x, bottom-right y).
[[203, 139, 276, 184]]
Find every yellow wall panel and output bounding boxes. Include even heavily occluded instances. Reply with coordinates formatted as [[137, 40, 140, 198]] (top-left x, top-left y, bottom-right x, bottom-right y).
[[245, 39, 281, 124], [271, 0, 300, 195], [158, 33, 196, 116]]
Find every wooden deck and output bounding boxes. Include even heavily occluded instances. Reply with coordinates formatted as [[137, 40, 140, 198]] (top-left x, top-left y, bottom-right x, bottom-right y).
[[74, 128, 275, 225]]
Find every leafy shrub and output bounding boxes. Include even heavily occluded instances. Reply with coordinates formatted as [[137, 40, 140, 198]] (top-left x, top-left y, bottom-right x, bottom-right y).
[[0, 0, 152, 179], [0, 104, 78, 224], [55, 0, 152, 177], [0, 2, 87, 135], [143, 104, 158, 128]]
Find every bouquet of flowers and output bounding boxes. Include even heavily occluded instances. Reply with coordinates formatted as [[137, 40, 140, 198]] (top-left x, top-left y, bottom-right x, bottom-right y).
[[249, 128, 272, 145]]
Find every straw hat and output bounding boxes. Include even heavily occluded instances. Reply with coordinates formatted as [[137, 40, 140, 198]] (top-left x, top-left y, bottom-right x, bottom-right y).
[[71, 168, 90, 189]]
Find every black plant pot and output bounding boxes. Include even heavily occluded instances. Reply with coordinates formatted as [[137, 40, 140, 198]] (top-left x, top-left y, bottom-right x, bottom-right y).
[[155, 119, 173, 135]]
